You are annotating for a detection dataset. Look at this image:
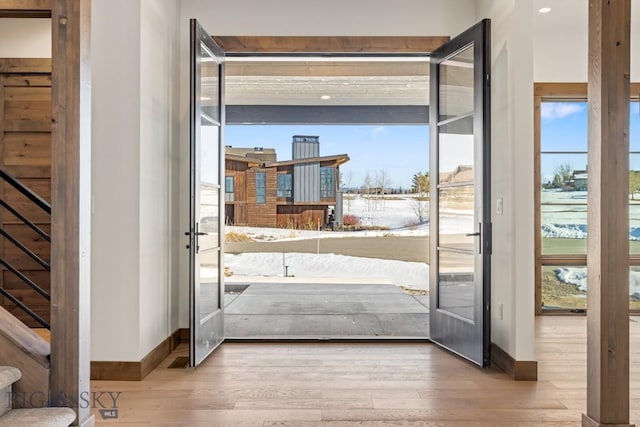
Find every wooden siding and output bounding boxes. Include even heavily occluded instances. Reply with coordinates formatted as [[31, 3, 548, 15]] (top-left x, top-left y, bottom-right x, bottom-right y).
[[225, 159, 342, 228], [0, 63, 51, 327], [276, 205, 328, 229], [246, 168, 277, 227]]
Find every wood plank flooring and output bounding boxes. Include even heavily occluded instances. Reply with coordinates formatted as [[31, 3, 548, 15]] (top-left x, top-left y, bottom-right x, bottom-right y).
[[90, 316, 640, 426]]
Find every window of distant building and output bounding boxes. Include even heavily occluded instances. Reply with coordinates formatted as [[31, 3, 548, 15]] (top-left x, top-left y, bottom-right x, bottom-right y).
[[277, 173, 292, 198], [320, 167, 335, 198], [255, 171, 266, 204], [225, 176, 234, 202]]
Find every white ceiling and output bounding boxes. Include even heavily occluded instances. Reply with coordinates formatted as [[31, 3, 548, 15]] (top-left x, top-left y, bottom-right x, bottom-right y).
[[533, 0, 640, 36]]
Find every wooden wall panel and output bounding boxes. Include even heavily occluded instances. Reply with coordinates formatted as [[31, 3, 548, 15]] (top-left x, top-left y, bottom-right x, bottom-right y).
[[0, 67, 52, 328], [276, 205, 327, 229], [2, 224, 50, 268], [245, 168, 277, 227], [2, 133, 51, 166]]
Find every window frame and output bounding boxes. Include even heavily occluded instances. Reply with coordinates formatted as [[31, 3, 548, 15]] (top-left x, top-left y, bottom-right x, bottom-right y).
[[320, 167, 335, 199], [276, 173, 292, 198], [255, 171, 266, 204], [225, 176, 234, 201], [534, 82, 640, 315]]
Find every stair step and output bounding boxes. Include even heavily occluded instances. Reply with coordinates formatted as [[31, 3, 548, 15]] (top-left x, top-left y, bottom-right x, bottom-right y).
[[0, 367, 20, 390], [0, 408, 76, 427]]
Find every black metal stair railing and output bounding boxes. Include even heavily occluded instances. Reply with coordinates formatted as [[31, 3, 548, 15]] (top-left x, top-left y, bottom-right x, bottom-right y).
[[0, 168, 51, 329]]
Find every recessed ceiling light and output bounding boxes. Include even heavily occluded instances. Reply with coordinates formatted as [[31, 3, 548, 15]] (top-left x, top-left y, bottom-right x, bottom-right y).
[[320, 95, 331, 100], [538, 7, 551, 13]]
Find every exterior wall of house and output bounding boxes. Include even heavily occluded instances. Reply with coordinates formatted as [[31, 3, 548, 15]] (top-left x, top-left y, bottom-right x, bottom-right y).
[[225, 159, 249, 225], [245, 168, 278, 227], [276, 205, 328, 230]]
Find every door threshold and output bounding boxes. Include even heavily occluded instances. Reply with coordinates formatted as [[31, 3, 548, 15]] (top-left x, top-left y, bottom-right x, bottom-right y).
[[224, 336, 431, 343]]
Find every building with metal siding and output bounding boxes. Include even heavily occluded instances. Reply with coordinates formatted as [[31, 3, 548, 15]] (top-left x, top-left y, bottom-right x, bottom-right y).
[[224, 136, 348, 228]]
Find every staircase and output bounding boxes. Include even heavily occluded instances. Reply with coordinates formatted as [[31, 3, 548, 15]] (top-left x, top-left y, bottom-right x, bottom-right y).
[[0, 366, 75, 427], [0, 60, 76, 422]]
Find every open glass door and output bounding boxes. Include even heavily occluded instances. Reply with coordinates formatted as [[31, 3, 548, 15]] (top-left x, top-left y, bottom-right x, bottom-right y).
[[429, 19, 491, 367], [188, 19, 225, 367]]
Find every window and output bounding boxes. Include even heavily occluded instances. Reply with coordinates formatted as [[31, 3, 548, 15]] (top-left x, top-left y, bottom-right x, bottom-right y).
[[225, 176, 234, 202], [534, 83, 640, 313], [320, 167, 335, 198], [255, 171, 266, 204], [277, 174, 292, 198]]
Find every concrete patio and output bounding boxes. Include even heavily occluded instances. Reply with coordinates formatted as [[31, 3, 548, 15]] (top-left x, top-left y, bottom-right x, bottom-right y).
[[224, 281, 430, 338]]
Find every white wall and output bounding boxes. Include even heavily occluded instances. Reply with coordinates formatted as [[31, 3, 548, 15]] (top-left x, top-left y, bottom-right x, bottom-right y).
[[0, 18, 51, 57], [138, 0, 181, 356], [477, 0, 535, 361], [91, 0, 181, 361], [91, 0, 142, 361], [533, 0, 640, 81], [180, 0, 475, 37]]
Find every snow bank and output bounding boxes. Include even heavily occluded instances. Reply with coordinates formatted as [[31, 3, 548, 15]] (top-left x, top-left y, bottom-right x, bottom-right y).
[[542, 224, 587, 239], [225, 252, 429, 290], [543, 223, 640, 240], [554, 267, 640, 297]]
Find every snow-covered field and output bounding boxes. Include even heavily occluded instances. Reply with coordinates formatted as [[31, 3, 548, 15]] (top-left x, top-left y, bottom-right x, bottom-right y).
[[542, 189, 640, 239], [225, 195, 433, 289], [225, 192, 639, 296], [225, 252, 429, 290], [543, 189, 640, 297]]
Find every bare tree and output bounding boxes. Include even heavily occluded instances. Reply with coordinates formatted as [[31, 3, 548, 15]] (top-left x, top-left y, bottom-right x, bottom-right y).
[[363, 170, 373, 211], [344, 170, 353, 211], [409, 187, 429, 224], [375, 170, 391, 211]]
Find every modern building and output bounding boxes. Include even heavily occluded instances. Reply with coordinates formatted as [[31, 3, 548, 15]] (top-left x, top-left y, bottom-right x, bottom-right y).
[[224, 136, 349, 228], [0, 1, 638, 426]]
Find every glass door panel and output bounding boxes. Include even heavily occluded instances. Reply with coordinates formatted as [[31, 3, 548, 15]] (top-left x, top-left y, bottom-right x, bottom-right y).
[[189, 19, 225, 367], [429, 19, 491, 367]]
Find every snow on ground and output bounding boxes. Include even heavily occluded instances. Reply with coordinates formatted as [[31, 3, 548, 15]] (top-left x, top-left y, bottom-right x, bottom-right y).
[[223, 191, 640, 296], [542, 190, 640, 296], [225, 195, 437, 287], [554, 266, 640, 298], [227, 195, 471, 242], [225, 252, 429, 290], [542, 189, 640, 239]]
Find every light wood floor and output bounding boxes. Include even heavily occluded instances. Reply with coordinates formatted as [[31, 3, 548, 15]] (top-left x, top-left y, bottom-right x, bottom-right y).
[[90, 316, 640, 426]]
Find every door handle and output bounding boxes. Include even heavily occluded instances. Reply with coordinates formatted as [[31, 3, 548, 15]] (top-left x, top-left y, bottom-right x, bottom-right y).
[[465, 223, 482, 254]]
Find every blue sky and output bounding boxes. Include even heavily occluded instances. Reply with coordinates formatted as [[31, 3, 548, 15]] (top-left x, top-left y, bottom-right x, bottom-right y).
[[226, 125, 429, 190], [541, 101, 640, 183], [225, 102, 640, 189]]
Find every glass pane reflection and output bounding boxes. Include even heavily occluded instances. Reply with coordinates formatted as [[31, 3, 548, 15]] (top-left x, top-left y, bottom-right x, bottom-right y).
[[199, 256, 220, 322], [438, 187, 475, 250], [438, 132, 474, 184], [439, 45, 474, 120], [201, 43, 219, 124], [438, 250, 475, 321]]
